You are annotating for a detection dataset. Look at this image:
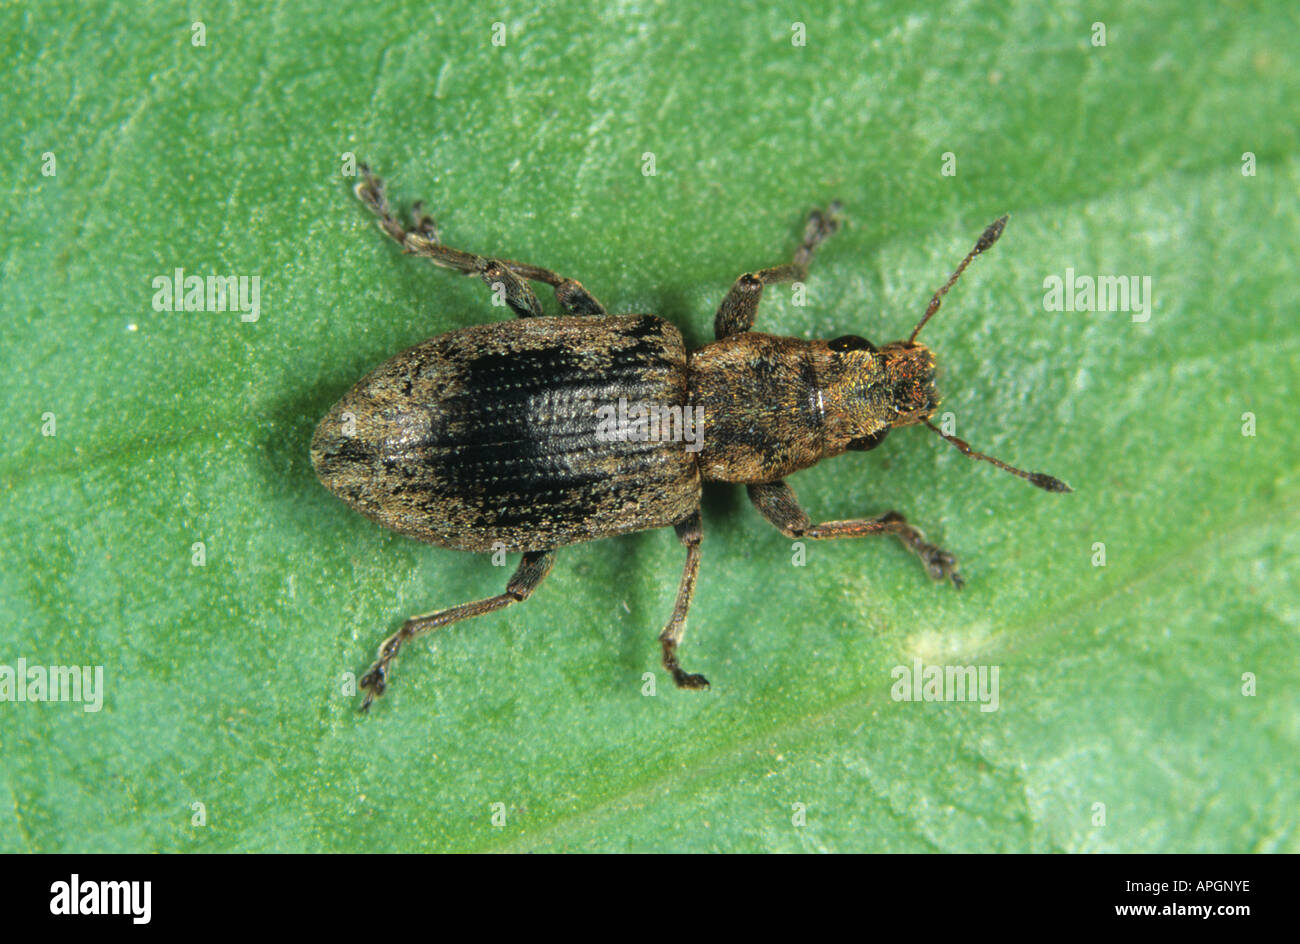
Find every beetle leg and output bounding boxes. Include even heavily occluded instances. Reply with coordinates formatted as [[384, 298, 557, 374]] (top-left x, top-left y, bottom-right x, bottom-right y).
[[406, 200, 439, 241], [658, 510, 710, 689], [747, 481, 963, 588], [494, 260, 608, 317], [358, 549, 557, 711], [353, 164, 414, 245], [713, 202, 842, 340], [355, 165, 605, 317]]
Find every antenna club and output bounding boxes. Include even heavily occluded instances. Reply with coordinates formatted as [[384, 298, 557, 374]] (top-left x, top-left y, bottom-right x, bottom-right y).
[[1029, 472, 1072, 493], [976, 215, 1009, 253]]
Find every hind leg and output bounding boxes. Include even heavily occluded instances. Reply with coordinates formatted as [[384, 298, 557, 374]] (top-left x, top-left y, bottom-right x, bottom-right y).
[[359, 550, 557, 711]]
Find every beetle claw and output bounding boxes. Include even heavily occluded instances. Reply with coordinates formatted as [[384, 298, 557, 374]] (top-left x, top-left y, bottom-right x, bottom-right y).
[[358, 665, 387, 712], [915, 543, 962, 588]]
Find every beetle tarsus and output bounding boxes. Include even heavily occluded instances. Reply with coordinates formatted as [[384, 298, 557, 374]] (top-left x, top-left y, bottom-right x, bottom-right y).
[[408, 200, 439, 241], [887, 514, 962, 587], [671, 669, 711, 690], [794, 200, 843, 270], [916, 543, 963, 588], [662, 645, 710, 691]]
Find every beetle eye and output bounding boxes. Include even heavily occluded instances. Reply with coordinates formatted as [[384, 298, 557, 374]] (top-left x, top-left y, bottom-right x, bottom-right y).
[[828, 335, 877, 353]]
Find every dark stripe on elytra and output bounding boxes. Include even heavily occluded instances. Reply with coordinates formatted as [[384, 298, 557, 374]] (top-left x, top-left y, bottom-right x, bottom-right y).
[[425, 338, 683, 511]]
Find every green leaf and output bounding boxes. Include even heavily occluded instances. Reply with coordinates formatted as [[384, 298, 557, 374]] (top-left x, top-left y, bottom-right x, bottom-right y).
[[2, 0, 1296, 852]]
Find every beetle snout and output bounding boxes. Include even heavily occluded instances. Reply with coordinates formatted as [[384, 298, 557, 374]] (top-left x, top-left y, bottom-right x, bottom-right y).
[[881, 343, 939, 425], [890, 377, 939, 424]]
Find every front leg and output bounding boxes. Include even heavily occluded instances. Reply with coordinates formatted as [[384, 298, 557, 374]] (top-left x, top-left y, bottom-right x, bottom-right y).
[[747, 480, 963, 588], [713, 202, 842, 340]]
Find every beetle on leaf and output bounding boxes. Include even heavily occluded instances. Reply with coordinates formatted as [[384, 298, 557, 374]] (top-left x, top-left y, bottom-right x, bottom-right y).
[[311, 167, 1069, 710]]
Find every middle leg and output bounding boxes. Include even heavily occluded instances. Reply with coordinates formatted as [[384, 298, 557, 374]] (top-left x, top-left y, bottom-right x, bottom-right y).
[[658, 510, 710, 689]]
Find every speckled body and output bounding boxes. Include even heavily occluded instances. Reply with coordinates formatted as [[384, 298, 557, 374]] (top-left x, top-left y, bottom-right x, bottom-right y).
[[311, 312, 941, 554]]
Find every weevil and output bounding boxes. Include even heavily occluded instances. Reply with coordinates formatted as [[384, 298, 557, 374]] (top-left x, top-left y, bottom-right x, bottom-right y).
[[311, 166, 1070, 710]]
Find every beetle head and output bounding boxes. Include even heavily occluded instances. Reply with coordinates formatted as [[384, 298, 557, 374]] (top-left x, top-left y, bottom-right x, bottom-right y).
[[815, 334, 936, 454], [829, 215, 1071, 493]]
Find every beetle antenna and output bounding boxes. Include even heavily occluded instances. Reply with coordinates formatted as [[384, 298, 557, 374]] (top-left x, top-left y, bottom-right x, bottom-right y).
[[908, 215, 1009, 344], [923, 419, 1071, 492]]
